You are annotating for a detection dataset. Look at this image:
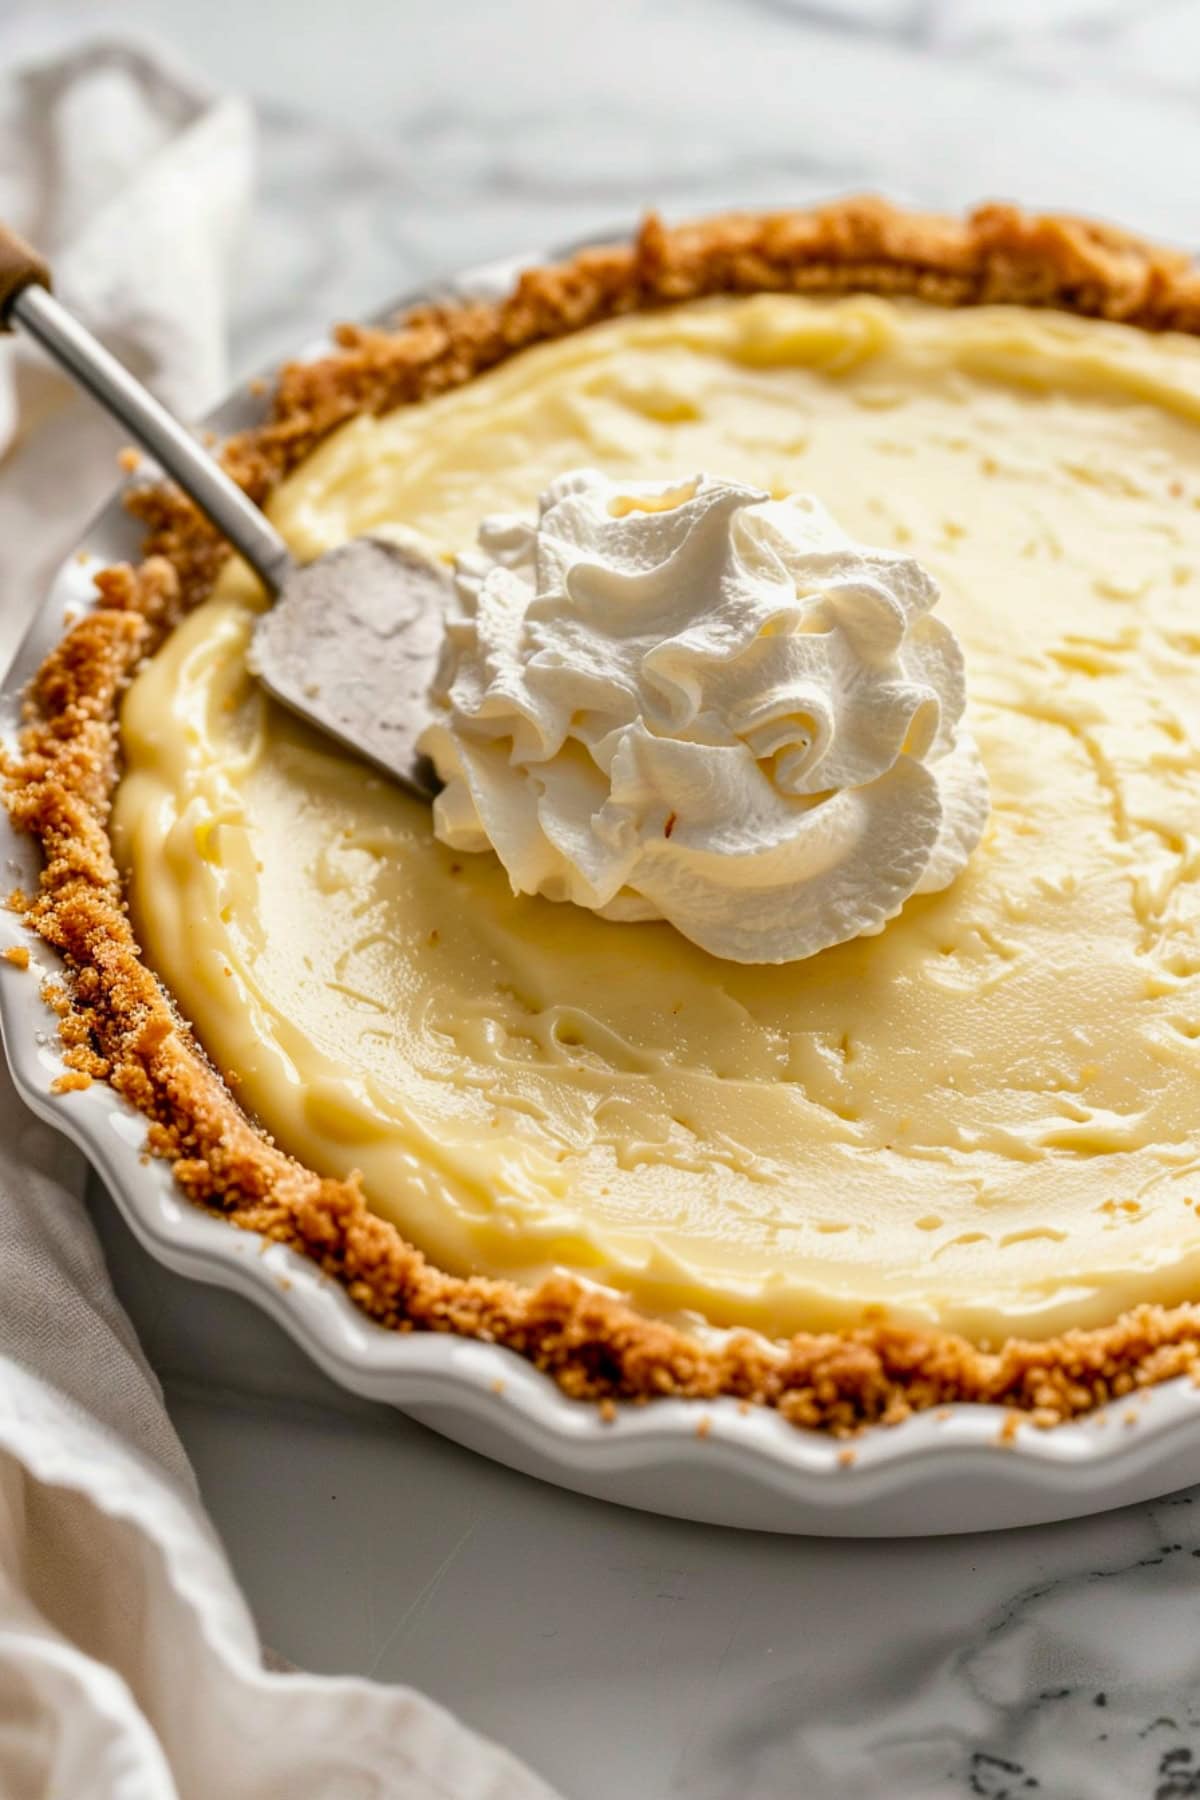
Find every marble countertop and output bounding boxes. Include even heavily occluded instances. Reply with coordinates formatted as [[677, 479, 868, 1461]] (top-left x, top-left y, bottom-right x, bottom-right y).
[[19, 0, 1200, 1792], [91, 1183, 1200, 1800]]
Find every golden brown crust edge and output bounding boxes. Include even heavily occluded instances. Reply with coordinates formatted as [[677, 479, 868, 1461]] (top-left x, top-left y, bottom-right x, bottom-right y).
[[8, 197, 1200, 1438]]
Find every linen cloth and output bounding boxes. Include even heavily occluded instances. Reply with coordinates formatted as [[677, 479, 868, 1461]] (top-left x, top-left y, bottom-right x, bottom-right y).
[[0, 36, 557, 1800]]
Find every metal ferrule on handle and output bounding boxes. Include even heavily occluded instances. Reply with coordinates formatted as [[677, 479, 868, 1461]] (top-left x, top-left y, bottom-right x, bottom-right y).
[[7, 283, 294, 597]]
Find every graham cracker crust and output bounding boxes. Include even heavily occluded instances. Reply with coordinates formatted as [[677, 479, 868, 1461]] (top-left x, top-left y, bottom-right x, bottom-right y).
[[8, 198, 1200, 1436]]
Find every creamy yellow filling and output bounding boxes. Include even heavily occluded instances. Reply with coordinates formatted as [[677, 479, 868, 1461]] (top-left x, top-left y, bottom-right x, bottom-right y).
[[111, 294, 1200, 1343]]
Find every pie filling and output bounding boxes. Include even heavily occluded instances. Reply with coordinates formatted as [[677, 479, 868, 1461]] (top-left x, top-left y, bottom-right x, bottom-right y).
[[111, 293, 1200, 1346]]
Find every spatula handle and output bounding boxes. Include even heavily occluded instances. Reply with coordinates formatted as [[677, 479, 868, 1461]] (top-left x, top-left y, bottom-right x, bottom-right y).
[[0, 221, 50, 321], [0, 223, 293, 597]]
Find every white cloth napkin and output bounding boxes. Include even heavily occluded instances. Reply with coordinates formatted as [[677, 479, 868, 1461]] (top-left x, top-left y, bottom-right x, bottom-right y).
[[0, 37, 556, 1800]]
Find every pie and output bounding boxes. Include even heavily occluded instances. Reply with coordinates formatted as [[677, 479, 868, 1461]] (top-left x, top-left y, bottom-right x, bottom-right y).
[[8, 200, 1200, 1434]]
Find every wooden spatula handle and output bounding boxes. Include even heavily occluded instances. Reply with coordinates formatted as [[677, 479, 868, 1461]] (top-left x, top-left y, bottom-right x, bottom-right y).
[[0, 221, 51, 327]]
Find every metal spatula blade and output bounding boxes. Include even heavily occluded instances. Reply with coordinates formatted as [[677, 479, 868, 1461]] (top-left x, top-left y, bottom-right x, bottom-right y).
[[247, 536, 450, 796], [0, 220, 447, 801]]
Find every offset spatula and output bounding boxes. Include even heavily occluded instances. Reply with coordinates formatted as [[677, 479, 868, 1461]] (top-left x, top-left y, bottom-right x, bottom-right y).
[[0, 222, 450, 799]]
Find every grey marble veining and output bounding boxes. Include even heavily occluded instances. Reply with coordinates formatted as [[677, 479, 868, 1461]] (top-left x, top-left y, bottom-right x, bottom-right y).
[[14, 0, 1200, 1792]]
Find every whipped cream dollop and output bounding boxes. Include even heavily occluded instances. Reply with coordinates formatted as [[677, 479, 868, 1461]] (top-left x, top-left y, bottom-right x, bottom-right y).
[[417, 470, 989, 964]]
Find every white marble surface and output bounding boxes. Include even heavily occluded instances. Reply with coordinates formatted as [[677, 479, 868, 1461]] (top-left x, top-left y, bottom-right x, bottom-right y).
[[17, 0, 1200, 1792]]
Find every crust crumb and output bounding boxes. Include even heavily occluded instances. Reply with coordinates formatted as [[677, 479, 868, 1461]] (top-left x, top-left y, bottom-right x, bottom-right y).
[[51, 1069, 92, 1094], [3, 945, 29, 970], [837, 1447, 857, 1468]]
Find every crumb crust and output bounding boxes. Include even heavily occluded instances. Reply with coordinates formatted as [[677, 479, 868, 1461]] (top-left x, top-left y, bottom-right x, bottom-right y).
[[8, 198, 1200, 1434]]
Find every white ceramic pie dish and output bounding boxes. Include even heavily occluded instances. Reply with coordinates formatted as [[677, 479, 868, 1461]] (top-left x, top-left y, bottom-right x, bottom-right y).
[[5, 243, 1200, 1537]]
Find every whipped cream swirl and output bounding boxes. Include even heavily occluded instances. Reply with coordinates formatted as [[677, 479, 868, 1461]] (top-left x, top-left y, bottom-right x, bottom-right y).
[[418, 470, 989, 964]]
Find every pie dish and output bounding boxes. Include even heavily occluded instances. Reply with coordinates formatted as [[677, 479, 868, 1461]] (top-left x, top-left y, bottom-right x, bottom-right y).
[[5, 201, 1200, 1525]]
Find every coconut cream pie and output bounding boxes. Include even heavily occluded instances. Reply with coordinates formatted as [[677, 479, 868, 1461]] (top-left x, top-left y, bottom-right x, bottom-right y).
[[8, 201, 1200, 1433]]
